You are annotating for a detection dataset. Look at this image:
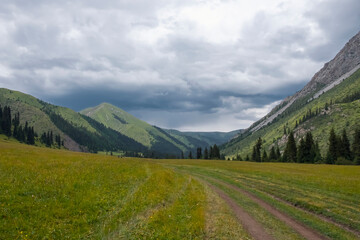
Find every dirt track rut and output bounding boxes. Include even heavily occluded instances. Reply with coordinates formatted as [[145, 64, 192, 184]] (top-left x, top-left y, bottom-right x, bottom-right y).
[[206, 177, 329, 240], [208, 183, 274, 240]]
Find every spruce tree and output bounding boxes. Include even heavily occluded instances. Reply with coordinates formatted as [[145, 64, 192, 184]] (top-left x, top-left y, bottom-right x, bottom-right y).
[[251, 146, 257, 162], [18, 126, 25, 142], [283, 131, 297, 162], [196, 147, 202, 159], [326, 128, 338, 164], [27, 127, 35, 145], [269, 146, 276, 162], [236, 154, 243, 161], [297, 138, 306, 163], [305, 132, 316, 163], [252, 137, 262, 162], [213, 144, 220, 159], [204, 147, 208, 159], [313, 141, 322, 163], [262, 149, 268, 162], [340, 129, 351, 160], [352, 128, 360, 165], [2, 106, 12, 137], [188, 151, 193, 159]]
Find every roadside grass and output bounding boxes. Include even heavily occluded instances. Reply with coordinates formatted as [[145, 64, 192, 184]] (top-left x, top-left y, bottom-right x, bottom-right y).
[[202, 181, 251, 240], [0, 140, 209, 239], [158, 159, 360, 239], [204, 178, 304, 240]]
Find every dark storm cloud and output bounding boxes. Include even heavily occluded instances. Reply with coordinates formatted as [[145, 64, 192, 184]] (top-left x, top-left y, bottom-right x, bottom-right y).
[[0, 0, 359, 131], [305, 0, 360, 61]]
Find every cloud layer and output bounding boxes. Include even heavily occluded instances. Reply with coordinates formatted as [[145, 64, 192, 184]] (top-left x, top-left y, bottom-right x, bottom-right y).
[[0, 0, 359, 131]]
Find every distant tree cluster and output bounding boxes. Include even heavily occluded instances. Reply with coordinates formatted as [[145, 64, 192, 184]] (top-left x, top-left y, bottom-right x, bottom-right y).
[[40, 131, 63, 147], [0, 105, 37, 145], [235, 128, 360, 165], [295, 108, 321, 128], [338, 91, 360, 103], [186, 144, 223, 160], [326, 128, 360, 165]]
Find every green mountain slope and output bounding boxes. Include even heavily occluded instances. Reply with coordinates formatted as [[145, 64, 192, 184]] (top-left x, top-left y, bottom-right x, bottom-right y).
[[81, 103, 205, 155], [0, 88, 145, 153], [81, 103, 159, 148], [81, 103, 239, 156], [222, 67, 360, 159]]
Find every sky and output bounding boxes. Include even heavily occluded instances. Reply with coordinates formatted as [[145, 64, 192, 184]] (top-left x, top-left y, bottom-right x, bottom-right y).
[[0, 0, 359, 131]]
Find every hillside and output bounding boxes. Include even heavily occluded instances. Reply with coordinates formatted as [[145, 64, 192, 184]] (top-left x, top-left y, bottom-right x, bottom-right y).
[[222, 31, 360, 160], [0, 89, 237, 157], [0, 88, 145, 153], [81, 103, 238, 156]]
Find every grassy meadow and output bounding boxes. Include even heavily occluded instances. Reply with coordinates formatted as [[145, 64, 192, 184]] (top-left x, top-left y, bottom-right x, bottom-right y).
[[0, 139, 251, 240], [1, 138, 359, 239], [157, 159, 360, 239]]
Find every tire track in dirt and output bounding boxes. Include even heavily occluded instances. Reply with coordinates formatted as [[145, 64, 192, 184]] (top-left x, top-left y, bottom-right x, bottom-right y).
[[207, 183, 274, 240], [207, 177, 329, 240], [233, 174, 360, 237]]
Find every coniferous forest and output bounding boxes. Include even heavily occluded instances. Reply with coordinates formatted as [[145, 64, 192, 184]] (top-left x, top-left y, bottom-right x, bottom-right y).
[[0, 105, 62, 148], [237, 128, 360, 165]]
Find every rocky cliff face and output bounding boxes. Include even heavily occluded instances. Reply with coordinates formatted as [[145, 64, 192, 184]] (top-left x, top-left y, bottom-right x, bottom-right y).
[[249, 31, 360, 132], [301, 31, 360, 96]]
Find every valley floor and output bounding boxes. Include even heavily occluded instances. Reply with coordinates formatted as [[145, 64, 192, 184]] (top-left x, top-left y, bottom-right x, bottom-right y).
[[0, 140, 359, 239]]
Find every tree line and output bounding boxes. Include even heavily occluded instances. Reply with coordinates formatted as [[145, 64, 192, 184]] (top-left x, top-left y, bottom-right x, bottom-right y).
[[238, 128, 360, 165], [0, 105, 63, 148], [182, 144, 224, 160]]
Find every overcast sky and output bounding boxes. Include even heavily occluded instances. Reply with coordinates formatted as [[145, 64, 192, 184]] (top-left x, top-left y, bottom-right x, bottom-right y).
[[0, 0, 359, 131]]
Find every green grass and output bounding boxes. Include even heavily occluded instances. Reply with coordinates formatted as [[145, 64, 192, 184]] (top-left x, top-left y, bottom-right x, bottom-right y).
[[0, 140, 210, 239], [156, 159, 360, 239], [1, 140, 257, 240], [2, 139, 359, 239]]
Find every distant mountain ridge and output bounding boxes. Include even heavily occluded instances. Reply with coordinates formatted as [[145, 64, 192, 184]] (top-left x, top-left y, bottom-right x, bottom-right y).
[[0, 89, 239, 157], [81, 103, 240, 156], [0, 88, 145, 153]]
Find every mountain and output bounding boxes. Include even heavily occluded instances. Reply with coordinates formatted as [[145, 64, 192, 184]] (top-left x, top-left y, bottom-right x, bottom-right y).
[[164, 129, 240, 147], [0, 88, 146, 153], [0, 89, 238, 157], [81, 103, 239, 156], [222, 31, 360, 159]]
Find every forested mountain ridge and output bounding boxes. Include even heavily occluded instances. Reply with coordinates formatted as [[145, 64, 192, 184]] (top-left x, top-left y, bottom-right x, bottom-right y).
[[222, 31, 360, 162], [0, 89, 238, 157], [81, 103, 239, 156], [0, 88, 146, 154]]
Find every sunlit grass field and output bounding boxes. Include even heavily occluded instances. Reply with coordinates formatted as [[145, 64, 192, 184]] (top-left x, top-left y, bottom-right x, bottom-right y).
[[1, 138, 359, 239]]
